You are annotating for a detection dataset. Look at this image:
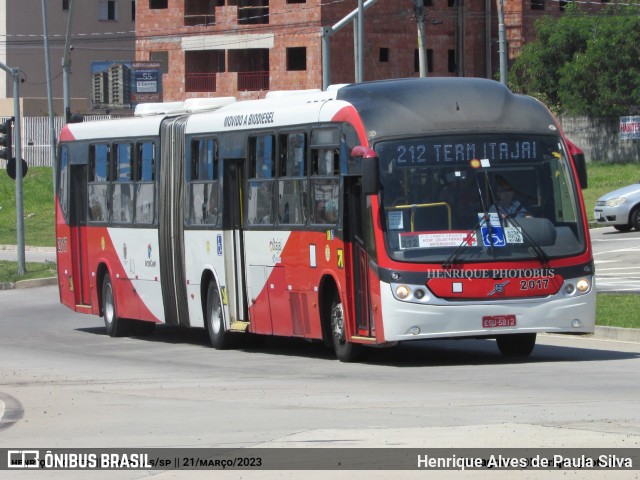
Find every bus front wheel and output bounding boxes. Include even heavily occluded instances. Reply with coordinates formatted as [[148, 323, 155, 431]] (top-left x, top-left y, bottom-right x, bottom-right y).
[[330, 294, 366, 363], [496, 333, 536, 358], [206, 281, 236, 349], [102, 273, 130, 337]]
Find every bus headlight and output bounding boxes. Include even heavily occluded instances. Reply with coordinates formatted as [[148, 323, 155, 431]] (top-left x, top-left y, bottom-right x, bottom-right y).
[[576, 278, 590, 293], [391, 283, 432, 303], [396, 285, 411, 299]]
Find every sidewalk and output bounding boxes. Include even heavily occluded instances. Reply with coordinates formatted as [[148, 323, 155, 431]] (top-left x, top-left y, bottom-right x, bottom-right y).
[[0, 244, 57, 290], [0, 244, 57, 263]]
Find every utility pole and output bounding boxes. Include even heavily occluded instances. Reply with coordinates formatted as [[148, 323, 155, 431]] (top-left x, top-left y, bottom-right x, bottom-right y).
[[0, 63, 26, 275], [42, 0, 58, 193], [414, 0, 428, 77], [320, 0, 379, 89], [497, 0, 508, 85], [485, 0, 492, 79], [62, 0, 75, 124], [456, 0, 465, 77], [356, 0, 364, 83]]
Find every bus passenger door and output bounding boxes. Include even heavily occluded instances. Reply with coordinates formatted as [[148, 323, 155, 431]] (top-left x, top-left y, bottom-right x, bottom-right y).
[[69, 165, 92, 306], [222, 159, 248, 329], [344, 177, 374, 338]]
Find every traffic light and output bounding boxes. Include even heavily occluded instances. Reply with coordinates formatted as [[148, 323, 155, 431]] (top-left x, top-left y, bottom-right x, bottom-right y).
[[0, 116, 14, 161]]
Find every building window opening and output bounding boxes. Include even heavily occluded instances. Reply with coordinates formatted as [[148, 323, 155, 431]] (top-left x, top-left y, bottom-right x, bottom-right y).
[[185, 0, 218, 26], [531, 0, 545, 10], [238, 0, 269, 25], [229, 49, 269, 91], [379, 47, 389, 63], [287, 47, 307, 71], [185, 50, 224, 92], [150, 0, 168, 8]]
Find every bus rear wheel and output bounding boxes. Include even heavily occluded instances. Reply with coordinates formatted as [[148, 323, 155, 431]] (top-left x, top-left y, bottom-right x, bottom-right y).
[[102, 273, 130, 337], [330, 294, 366, 363], [496, 333, 536, 358], [206, 281, 236, 349]]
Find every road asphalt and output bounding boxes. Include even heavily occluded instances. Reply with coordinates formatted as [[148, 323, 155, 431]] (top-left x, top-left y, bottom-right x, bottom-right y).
[[2, 244, 640, 344]]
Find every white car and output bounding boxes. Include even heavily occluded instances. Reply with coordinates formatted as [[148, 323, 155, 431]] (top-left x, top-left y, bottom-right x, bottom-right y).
[[594, 183, 640, 231]]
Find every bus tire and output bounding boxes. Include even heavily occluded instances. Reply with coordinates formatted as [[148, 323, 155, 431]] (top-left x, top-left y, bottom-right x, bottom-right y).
[[206, 281, 235, 349], [330, 293, 366, 363], [496, 333, 536, 358], [102, 273, 130, 337]]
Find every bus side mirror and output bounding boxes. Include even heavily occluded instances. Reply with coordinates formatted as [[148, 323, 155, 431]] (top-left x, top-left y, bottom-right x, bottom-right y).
[[351, 146, 379, 195], [565, 139, 588, 189], [572, 151, 588, 189]]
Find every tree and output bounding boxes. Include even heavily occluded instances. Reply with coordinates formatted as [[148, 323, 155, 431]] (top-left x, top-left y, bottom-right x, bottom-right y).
[[509, 4, 640, 116]]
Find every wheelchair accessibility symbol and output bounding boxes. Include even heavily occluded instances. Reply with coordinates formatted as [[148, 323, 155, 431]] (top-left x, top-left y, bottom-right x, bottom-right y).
[[480, 226, 506, 247]]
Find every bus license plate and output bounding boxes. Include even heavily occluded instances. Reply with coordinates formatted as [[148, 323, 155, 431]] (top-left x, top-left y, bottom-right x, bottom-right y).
[[482, 315, 516, 328]]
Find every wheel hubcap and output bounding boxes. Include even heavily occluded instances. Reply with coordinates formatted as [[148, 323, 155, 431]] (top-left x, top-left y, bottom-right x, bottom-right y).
[[211, 292, 222, 334], [331, 302, 345, 345], [104, 285, 114, 325]]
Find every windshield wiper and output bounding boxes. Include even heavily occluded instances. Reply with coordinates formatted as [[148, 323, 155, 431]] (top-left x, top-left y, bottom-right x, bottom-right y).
[[443, 171, 498, 268], [485, 176, 549, 266], [442, 216, 485, 268], [498, 213, 550, 265]]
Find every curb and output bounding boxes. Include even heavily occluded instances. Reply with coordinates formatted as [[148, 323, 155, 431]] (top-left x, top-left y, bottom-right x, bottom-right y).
[[591, 326, 640, 344], [0, 244, 56, 253], [0, 277, 58, 290]]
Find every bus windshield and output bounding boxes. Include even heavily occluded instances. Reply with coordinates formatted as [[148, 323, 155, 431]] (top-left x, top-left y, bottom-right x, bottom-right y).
[[375, 133, 586, 263]]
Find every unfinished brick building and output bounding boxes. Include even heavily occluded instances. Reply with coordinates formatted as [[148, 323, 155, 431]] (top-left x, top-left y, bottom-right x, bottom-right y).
[[135, 0, 602, 101]]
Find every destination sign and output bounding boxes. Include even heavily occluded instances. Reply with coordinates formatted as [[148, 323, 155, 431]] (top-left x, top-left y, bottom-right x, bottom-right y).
[[377, 135, 560, 167]]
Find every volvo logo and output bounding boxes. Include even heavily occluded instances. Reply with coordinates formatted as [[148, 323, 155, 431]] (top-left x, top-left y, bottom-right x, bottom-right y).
[[488, 280, 510, 296]]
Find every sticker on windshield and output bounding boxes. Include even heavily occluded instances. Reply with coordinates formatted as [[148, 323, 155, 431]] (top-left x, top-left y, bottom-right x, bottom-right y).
[[480, 225, 506, 247], [477, 213, 523, 245], [504, 226, 524, 243], [477, 213, 504, 247], [388, 210, 404, 230], [399, 231, 477, 249]]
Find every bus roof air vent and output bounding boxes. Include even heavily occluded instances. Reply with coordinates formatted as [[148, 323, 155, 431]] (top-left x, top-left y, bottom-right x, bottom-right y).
[[134, 101, 186, 117], [184, 97, 237, 113], [326, 84, 350, 92]]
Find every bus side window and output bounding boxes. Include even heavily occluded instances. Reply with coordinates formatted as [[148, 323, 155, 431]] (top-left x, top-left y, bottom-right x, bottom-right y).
[[135, 141, 156, 225], [112, 143, 134, 224], [247, 135, 275, 226], [249, 135, 275, 179], [310, 128, 341, 226], [278, 132, 307, 225], [58, 145, 70, 223], [310, 180, 339, 225], [187, 138, 220, 225], [311, 148, 339, 176], [88, 143, 110, 222], [248, 181, 274, 225]]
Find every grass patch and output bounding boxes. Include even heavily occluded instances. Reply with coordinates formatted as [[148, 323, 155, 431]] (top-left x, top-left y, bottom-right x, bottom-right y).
[[596, 294, 640, 329], [0, 167, 55, 247], [0, 260, 57, 284]]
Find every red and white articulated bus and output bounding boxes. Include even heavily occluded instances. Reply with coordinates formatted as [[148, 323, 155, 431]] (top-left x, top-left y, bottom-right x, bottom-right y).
[[55, 77, 595, 362]]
